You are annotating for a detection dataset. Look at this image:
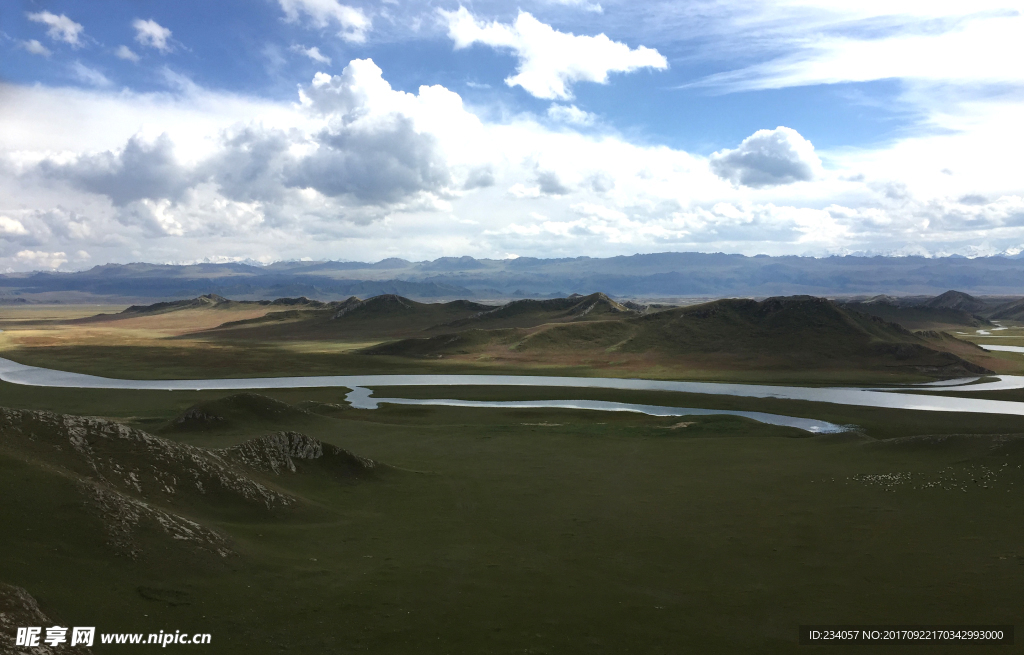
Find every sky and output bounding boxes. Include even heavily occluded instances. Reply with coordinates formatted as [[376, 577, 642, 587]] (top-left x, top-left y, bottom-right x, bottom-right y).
[[1, 0, 1022, 270]]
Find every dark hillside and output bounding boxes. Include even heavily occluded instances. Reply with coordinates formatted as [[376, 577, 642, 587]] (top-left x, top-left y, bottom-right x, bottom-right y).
[[0, 405, 380, 560], [205, 294, 499, 341], [923, 290, 990, 313], [369, 296, 991, 379], [436, 292, 637, 331], [990, 298, 1024, 321], [841, 300, 989, 330]]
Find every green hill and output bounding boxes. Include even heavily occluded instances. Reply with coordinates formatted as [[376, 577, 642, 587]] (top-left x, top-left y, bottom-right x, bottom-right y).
[[434, 292, 637, 331], [990, 297, 1024, 321], [161, 393, 320, 437], [841, 298, 990, 330], [0, 404, 380, 560], [205, 294, 498, 341], [217, 431, 381, 481], [923, 289, 990, 313], [367, 295, 991, 379]]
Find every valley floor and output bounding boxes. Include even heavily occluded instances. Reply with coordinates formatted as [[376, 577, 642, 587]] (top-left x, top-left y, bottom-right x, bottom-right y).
[[3, 303, 1024, 653]]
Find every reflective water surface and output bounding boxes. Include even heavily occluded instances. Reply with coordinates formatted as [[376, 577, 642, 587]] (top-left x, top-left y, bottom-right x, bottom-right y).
[[4, 357, 1024, 429]]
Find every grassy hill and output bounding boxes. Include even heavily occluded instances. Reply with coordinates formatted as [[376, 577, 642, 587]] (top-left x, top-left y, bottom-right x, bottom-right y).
[[0, 403, 381, 561], [203, 292, 641, 342], [840, 296, 990, 330], [202, 294, 498, 341], [4, 387, 1024, 653], [923, 289, 991, 313], [368, 296, 991, 379], [435, 293, 638, 330], [990, 297, 1024, 321]]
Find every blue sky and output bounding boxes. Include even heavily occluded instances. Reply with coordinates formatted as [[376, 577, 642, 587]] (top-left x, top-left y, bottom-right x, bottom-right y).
[[1, 0, 1022, 269]]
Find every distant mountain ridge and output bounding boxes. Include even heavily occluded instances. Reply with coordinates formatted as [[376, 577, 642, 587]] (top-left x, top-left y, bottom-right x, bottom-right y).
[[365, 294, 992, 379], [4, 252, 1024, 302]]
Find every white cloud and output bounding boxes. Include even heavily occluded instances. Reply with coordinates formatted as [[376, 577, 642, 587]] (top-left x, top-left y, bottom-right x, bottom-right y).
[[20, 40, 51, 57], [278, 0, 371, 43], [0, 216, 29, 236], [691, 8, 1024, 92], [133, 18, 173, 53], [115, 45, 140, 62], [26, 11, 84, 46], [547, 103, 596, 126], [15, 250, 67, 269], [291, 44, 331, 64], [442, 8, 667, 100], [4, 58, 1024, 266], [70, 61, 113, 88], [36, 133, 193, 205], [710, 127, 821, 188]]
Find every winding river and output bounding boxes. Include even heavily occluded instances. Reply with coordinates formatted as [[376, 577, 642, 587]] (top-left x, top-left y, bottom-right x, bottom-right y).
[[4, 356, 1024, 434]]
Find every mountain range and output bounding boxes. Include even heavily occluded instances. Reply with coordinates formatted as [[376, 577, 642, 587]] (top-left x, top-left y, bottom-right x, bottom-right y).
[[4, 253, 1024, 303]]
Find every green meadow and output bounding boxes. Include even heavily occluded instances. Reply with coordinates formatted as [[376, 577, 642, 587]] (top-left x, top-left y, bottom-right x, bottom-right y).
[[2, 298, 1024, 653]]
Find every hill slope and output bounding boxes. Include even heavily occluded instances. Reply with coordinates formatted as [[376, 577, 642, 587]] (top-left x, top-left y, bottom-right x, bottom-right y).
[[203, 294, 499, 341], [840, 298, 990, 330], [0, 406, 380, 559], [923, 290, 990, 314], [368, 296, 991, 379]]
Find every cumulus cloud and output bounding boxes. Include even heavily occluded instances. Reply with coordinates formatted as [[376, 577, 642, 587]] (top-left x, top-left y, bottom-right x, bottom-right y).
[[463, 166, 495, 190], [291, 44, 331, 64], [133, 19, 173, 53], [115, 45, 140, 62], [289, 116, 450, 204], [15, 250, 67, 269], [0, 216, 29, 236], [27, 11, 84, 46], [536, 170, 570, 195], [289, 62, 452, 205], [36, 134, 194, 206], [204, 128, 293, 205], [710, 127, 821, 188], [278, 0, 371, 43], [7, 55, 1024, 266], [20, 40, 52, 57], [442, 8, 667, 100]]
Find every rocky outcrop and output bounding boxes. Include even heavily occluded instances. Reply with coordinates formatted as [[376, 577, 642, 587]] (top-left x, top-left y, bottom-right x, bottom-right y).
[[219, 431, 324, 474], [0, 583, 89, 654], [0, 408, 299, 559], [219, 431, 380, 476]]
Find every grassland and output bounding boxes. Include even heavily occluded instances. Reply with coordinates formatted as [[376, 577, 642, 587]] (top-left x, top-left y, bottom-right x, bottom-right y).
[[4, 389, 1024, 654], [3, 298, 1024, 653], [3, 294, 1018, 385]]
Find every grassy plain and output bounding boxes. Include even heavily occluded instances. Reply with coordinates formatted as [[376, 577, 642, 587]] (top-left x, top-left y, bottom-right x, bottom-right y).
[[3, 302, 1024, 653]]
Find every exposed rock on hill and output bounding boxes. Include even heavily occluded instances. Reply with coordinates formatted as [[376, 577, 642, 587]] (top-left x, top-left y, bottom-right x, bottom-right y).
[[0, 408, 294, 557], [0, 583, 90, 654], [218, 431, 380, 477]]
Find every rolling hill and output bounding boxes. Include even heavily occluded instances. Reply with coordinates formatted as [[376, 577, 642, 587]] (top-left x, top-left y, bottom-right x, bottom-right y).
[[202, 293, 499, 341], [840, 295, 990, 330], [367, 295, 991, 379], [0, 403, 380, 560]]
